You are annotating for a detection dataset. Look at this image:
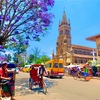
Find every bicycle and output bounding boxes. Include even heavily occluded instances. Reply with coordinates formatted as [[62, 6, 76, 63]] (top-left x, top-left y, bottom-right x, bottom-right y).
[[72, 71, 88, 81]]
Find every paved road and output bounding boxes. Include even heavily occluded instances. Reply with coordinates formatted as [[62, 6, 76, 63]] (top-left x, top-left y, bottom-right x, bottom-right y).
[[15, 72, 100, 100]]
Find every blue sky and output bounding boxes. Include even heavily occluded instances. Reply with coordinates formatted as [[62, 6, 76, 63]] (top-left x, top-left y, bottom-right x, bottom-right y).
[[28, 0, 100, 58]]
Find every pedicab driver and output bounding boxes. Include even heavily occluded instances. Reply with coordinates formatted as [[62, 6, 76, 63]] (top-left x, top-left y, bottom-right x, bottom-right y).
[[38, 65, 47, 78], [37, 65, 46, 88]]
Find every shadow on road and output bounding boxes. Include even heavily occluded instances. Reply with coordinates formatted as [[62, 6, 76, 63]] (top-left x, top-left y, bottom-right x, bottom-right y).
[[15, 78, 58, 96]]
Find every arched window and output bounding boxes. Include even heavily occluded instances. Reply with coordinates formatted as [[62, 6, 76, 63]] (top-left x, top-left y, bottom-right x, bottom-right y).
[[64, 40, 67, 43], [60, 30, 63, 34], [65, 30, 69, 34]]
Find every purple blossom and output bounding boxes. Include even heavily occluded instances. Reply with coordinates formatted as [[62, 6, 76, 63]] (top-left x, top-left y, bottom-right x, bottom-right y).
[[0, 55, 7, 62], [5, 16, 10, 21], [14, 31, 19, 34], [26, 36, 30, 39], [0, 20, 1, 25], [25, 40, 29, 45], [46, 0, 55, 6], [0, 15, 4, 19], [0, 45, 4, 49], [33, 36, 38, 39], [10, 37, 16, 42], [15, 16, 21, 22], [0, 0, 54, 45]]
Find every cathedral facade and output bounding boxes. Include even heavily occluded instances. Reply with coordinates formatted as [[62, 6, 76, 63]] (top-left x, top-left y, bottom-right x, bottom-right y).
[[52, 11, 96, 66]]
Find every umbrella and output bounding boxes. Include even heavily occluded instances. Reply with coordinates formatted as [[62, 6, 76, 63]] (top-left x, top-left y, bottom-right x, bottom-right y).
[[7, 63, 16, 68]]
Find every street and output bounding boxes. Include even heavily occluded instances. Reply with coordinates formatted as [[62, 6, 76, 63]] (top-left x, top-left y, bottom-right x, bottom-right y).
[[15, 72, 100, 100]]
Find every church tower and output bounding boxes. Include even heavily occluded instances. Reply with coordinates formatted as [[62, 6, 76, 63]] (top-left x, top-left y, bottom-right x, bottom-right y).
[[56, 11, 71, 65]]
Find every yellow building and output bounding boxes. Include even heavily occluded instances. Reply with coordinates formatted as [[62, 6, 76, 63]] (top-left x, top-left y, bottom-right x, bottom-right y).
[[52, 11, 96, 66]]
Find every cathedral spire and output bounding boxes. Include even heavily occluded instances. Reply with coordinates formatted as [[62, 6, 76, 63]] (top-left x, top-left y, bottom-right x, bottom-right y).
[[59, 20, 61, 27], [62, 11, 67, 23]]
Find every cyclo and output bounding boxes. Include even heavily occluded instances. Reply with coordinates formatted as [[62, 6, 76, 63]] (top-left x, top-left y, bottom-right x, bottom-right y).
[[72, 66, 91, 81], [29, 64, 47, 94]]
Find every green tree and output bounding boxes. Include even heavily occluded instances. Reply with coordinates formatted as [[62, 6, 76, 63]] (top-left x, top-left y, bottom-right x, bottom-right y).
[[28, 47, 51, 64], [5, 53, 12, 62], [28, 54, 34, 64], [8, 35, 29, 64], [31, 47, 41, 63], [40, 55, 51, 64]]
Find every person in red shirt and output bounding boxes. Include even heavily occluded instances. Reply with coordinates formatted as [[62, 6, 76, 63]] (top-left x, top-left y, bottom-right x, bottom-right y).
[[0, 62, 15, 100]]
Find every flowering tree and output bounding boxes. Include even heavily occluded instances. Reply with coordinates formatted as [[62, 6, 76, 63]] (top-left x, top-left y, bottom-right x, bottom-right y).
[[0, 54, 7, 62], [0, 0, 54, 46]]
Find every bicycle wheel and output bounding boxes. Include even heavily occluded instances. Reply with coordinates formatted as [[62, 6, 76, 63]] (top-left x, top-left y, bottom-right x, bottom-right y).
[[43, 82, 47, 94], [72, 73, 77, 80], [29, 82, 32, 90]]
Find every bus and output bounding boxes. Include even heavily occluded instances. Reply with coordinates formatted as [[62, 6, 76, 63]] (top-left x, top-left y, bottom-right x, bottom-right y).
[[45, 59, 64, 78]]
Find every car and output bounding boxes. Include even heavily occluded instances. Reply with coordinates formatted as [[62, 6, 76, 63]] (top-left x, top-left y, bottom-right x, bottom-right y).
[[23, 65, 31, 73]]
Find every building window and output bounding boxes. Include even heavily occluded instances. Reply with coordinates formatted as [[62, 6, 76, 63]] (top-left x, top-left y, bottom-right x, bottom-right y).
[[65, 30, 69, 34], [98, 44, 100, 56], [78, 58, 81, 63], [60, 30, 63, 34], [81, 59, 83, 63], [78, 50, 82, 54], [83, 50, 86, 55], [87, 51, 90, 55], [75, 58, 77, 63], [74, 50, 78, 54]]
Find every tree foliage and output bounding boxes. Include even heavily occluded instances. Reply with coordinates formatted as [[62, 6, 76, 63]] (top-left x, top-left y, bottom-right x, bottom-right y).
[[28, 47, 41, 63], [0, 0, 54, 45], [28, 47, 50, 64], [5, 53, 11, 62], [8, 34, 29, 63], [39, 55, 50, 64]]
